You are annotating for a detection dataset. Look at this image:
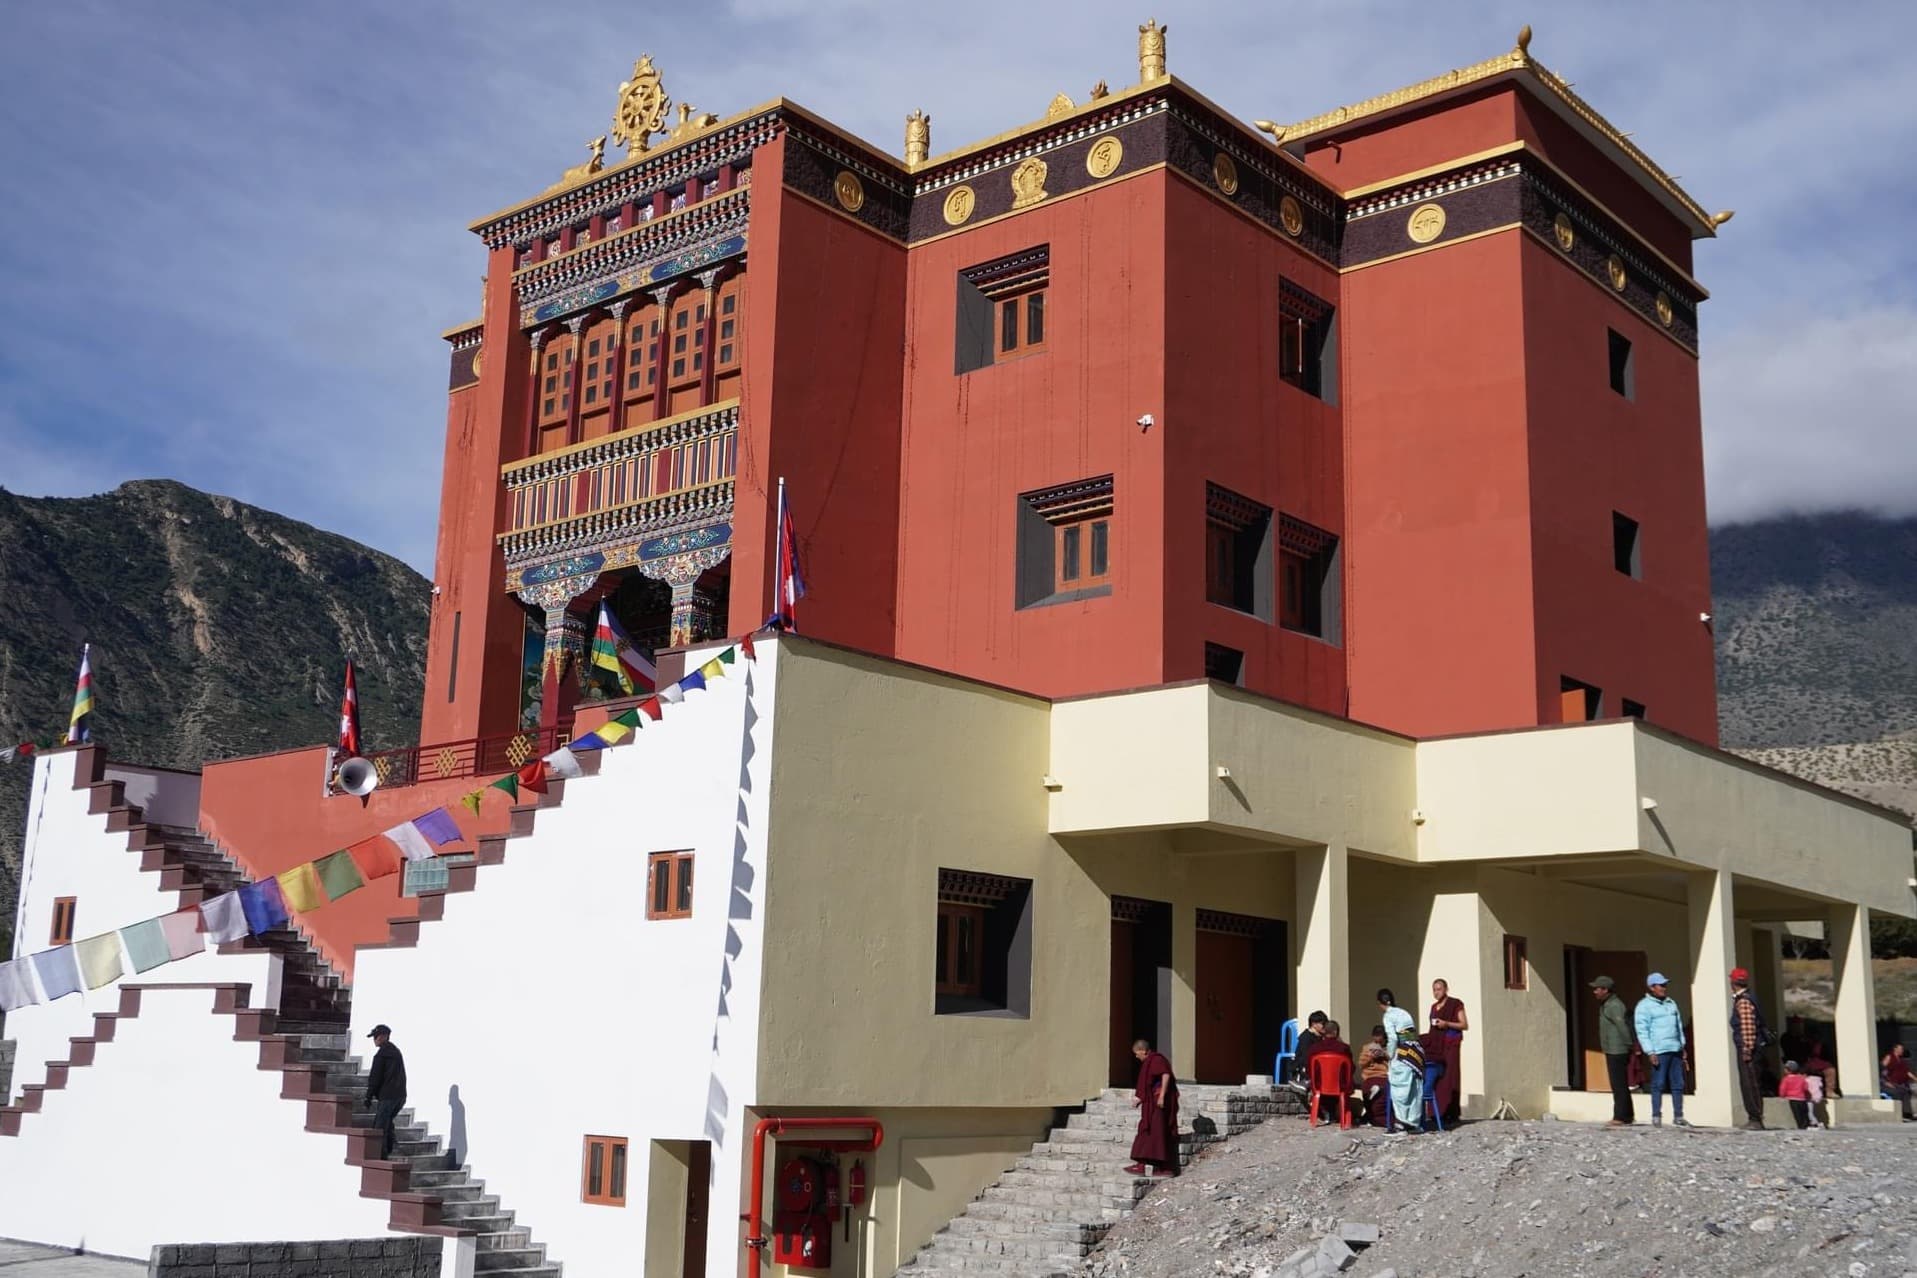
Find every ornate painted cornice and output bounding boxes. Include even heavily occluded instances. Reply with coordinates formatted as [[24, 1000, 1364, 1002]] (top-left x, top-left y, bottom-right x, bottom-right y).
[[501, 482, 735, 581], [515, 188, 749, 317], [502, 401, 739, 488]]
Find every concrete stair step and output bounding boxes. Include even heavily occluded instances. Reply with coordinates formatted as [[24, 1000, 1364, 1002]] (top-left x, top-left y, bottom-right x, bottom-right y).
[[474, 1246, 547, 1271], [474, 1231, 532, 1252], [942, 1216, 1104, 1243], [440, 1196, 502, 1219]]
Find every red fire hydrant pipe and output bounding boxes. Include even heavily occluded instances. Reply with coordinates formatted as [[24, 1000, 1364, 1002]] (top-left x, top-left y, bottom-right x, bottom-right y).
[[745, 1116, 885, 1277]]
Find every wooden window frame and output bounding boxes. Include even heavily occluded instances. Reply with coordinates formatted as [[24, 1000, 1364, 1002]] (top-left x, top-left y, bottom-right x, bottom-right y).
[[1559, 676, 1602, 723], [50, 896, 76, 946], [1503, 934, 1529, 991], [581, 1134, 629, 1206], [1053, 513, 1111, 593], [647, 851, 694, 920], [1278, 280, 1333, 400], [995, 286, 1048, 363], [934, 901, 987, 998]]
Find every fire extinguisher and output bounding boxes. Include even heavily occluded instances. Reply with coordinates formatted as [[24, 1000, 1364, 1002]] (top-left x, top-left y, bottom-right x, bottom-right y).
[[844, 1158, 867, 1243]]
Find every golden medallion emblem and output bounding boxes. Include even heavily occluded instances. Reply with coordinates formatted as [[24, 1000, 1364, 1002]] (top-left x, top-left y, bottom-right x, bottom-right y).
[[1086, 136, 1123, 180], [833, 171, 866, 213], [1553, 212, 1576, 251], [1212, 152, 1239, 195], [1655, 292, 1674, 327], [942, 185, 976, 226], [1010, 157, 1049, 209], [470, 349, 483, 379], [1407, 203, 1446, 244], [1279, 195, 1304, 237], [1606, 254, 1627, 291]]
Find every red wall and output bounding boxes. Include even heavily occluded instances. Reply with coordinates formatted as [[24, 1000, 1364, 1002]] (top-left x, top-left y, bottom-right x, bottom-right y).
[[1517, 236, 1716, 741], [199, 748, 509, 977], [420, 247, 533, 745], [1162, 176, 1345, 712], [1512, 96, 1696, 271], [1300, 88, 1519, 191], [892, 171, 1170, 696], [1343, 231, 1542, 736]]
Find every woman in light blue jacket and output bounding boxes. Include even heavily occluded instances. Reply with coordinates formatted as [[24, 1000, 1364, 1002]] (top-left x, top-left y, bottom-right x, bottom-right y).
[[1633, 973, 1691, 1127]]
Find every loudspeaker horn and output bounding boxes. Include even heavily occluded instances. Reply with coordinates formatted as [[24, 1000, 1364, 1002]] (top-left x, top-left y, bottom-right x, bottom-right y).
[[337, 757, 379, 797]]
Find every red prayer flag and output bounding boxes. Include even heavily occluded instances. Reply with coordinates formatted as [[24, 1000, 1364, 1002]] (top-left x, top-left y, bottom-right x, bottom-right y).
[[347, 835, 403, 882], [338, 661, 362, 758], [636, 697, 663, 722], [740, 634, 756, 661], [516, 760, 548, 794]]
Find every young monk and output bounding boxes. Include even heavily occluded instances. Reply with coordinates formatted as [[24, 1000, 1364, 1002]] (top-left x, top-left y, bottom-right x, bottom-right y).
[[1358, 1025, 1391, 1127], [1124, 1038, 1181, 1176]]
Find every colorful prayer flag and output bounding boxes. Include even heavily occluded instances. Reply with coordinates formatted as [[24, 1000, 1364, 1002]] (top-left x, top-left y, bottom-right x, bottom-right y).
[[768, 477, 807, 632], [120, 918, 171, 973], [0, 958, 41, 1012], [199, 892, 252, 944], [719, 646, 737, 666], [33, 946, 83, 1001], [636, 697, 663, 721], [384, 822, 435, 863], [680, 670, 707, 694], [516, 760, 548, 794], [594, 720, 632, 745], [338, 660, 362, 758], [239, 879, 289, 934], [542, 747, 584, 780], [699, 658, 724, 681], [278, 863, 326, 913], [67, 644, 95, 744], [76, 933, 124, 989], [488, 773, 519, 802], [590, 600, 658, 695], [659, 682, 685, 704], [741, 634, 756, 661], [160, 909, 206, 961], [315, 849, 366, 900], [459, 787, 486, 816], [412, 808, 463, 846], [348, 836, 403, 882], [567, 731, 609, 752], [612, 709, 641, 729], [0, 742, 34, 764]]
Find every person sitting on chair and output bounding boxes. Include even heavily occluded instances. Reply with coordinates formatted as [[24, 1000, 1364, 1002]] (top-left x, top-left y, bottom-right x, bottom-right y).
[[1305, 1020, 1354, 1123]]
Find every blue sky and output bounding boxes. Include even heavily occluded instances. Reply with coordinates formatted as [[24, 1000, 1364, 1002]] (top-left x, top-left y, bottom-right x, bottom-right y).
[[2, 1, 1913, 573]]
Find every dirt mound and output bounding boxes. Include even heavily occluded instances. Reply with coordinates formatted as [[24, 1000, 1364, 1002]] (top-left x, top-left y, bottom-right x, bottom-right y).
[[1086, 1114, 1917, 1277]]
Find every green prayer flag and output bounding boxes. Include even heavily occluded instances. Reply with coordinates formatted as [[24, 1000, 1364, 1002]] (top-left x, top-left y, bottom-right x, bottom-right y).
[[489, 773, 518, 801], [314, 849, 365, 901], [612, 709, 641, 729], [719, 647, 737, 666], [120, 917, 171, 973]]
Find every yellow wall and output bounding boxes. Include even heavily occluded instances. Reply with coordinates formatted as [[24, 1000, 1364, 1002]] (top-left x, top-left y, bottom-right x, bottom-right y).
[[1415, 723, 1642, 861], [644, 1141, 694, 1277]]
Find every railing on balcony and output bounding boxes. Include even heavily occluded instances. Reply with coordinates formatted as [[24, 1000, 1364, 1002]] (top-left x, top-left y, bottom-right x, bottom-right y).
[[499, 400, 739, 564], [345, 728, 566, 792]]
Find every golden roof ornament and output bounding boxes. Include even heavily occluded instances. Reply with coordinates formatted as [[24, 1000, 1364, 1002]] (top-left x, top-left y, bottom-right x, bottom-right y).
[[1512, 24, 1533, 64], [1089, 80, 1111, 100], [904, 109, 931, 166], [546, 136, 606, 192], [668, 101, 719, 143], [1711, 209, 1736, 227], [1138, 19, 1168, 83], [1046, 91, 1076, 118], [1253, 120, 1286, 144], [611, 54, 672, 158]]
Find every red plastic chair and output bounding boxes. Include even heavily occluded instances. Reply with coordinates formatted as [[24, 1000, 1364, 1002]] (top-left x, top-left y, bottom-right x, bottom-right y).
[[1307, 1052, 1355, 1129]]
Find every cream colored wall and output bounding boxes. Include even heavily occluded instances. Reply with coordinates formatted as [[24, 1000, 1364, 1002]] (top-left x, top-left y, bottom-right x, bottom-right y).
[[644, 1141, 692, 1277], [759, 645, 1105, 1108], [1632, 730, 1913, 917], [1414, 723, 1642, 861], [1049, 685, 1418, 859]]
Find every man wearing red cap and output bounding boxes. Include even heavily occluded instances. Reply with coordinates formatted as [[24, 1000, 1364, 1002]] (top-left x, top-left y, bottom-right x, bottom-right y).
[[1729, 968, 1769, 1130]]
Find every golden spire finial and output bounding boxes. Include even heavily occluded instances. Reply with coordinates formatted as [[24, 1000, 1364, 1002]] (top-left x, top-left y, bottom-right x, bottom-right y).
[[1711, 209, 1736, 227], [1138, 18, 1168, 83], [904, 109, 931, 166], [1253, 120, 1286, 144], [612, 54, 672, 158], [1513, 24, 1533, 62]]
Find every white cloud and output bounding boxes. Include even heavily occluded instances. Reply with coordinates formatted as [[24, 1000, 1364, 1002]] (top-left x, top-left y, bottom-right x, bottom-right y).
[[0, 0, 1913, 570]]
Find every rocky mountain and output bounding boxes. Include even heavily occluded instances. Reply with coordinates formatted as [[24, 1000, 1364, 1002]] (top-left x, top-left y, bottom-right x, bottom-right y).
[[0, 481, 429, 950], [1712, 511, 1917, 817]]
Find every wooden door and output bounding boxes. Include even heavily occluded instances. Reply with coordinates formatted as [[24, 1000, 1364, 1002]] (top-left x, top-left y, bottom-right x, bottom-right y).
[[682, 1140, 710, 1278], [1581, 950, 1648, 1092], [1110, 919, 1137, 1087], [1195, 929, 1255, 1084]]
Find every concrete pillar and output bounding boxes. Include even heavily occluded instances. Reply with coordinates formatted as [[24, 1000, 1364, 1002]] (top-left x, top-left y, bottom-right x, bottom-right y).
[[1828, 903, 1878, 1099], [1422, 888, 1485, 1117], [1750, 925, 1785, 1037], [1685, 869, 1738, 1127], [1294, 844, 1350, 1036], [1170, 902, 1196, 1075]]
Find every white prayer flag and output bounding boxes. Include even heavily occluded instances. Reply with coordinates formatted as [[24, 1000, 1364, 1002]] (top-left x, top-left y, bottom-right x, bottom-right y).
[[199, 892, 252, 944], [541, 747, 585, 780], [33, 945, 82, 1001], [0, 958, 41, 1011], [659, 682, 686, 704], [384, 822, 436, 863]]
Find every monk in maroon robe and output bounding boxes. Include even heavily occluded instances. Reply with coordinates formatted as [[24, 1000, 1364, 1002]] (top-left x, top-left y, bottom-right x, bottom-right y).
[[1124, 1038, 1180, 1177], [1428, 978, 1468, 1123]]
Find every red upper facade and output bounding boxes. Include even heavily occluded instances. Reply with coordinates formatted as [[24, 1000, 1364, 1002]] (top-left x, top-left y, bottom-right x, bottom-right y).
[[424, 26, 1727, 750]]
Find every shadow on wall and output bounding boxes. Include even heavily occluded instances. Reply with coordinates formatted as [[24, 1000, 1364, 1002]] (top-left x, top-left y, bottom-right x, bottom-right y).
[[704, 665, 761, 1149], [448, 1084, 468, 1168]]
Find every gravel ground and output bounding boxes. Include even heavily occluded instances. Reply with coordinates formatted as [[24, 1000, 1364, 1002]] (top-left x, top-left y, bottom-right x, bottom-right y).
[[1086, 1114, 1917, 1278]]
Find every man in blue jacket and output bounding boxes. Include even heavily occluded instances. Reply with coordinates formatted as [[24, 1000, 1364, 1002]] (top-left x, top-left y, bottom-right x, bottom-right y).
[[1633, 974, 1691, 1128]]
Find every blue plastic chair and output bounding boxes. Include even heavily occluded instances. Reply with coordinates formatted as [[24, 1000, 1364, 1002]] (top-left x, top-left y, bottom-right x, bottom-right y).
[[1422, 1061, 1446, 1132], [1273, 1018, 1301, 1083]]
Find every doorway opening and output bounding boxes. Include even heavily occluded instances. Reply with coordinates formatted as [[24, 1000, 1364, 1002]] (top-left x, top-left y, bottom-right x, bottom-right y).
[[1195, 909, 1288, 1085], [1110, 897, 1173, 1087], [644, 1139, 712, 1277]]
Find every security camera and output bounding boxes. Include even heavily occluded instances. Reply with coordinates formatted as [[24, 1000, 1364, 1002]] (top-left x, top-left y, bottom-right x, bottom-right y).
[[1137, 413, 1155, 431], [431, 585, 443, 596], [1698, 611, 1711, 623]]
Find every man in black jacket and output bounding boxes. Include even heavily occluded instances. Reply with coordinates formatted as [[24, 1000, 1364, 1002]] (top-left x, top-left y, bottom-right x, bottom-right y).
[[365, 1024, 408, 1160]]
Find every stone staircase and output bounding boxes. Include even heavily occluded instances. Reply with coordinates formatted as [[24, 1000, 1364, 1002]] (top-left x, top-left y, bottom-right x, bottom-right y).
[[900, 1083, 1302, 1276]]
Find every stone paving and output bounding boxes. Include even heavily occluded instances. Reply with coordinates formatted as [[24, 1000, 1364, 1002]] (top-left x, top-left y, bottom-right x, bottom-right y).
[[0, 1240, 142, 1274]]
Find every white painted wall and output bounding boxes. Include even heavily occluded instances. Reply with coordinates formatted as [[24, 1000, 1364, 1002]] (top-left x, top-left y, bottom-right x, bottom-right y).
[[350, 641, 772, 1278], [103, 763, 203, 830], [0, 983, 389, 1258], [7, 750, 270, 1101]]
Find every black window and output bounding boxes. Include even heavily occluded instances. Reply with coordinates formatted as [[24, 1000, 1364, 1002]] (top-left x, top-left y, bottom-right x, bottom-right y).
[[1621, 699, 1647, 720], [1278, 515, 1341, 641], [1560, 676, 1602, 722], [1204, 643, 1245, 686], [1608, 329, 1634, 399], [1612, 512, 1641, 578], [1205, 484, 1272, 619], [935, 868, 1033, 1017], [957, 246, 1051, 375], [1279, 279, 1337, 403]]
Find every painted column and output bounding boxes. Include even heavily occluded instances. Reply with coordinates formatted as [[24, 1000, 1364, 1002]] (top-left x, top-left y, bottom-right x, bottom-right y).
[[563, 316, 588, 445], [1420, 885, 1486, 1117], [1750, 925, 1786, 1041], [606, 299, 631, 436], [522, 329, 548, 456], [696, 267, 722, 406], [536, 607, 590, 736], [1169, 901, 1196, 1079], [1827, 902, 1878, 1102], [1685, 869, 1738, 1127], [649, 285, 675, 424], [1294, 843, 1350, 1041]]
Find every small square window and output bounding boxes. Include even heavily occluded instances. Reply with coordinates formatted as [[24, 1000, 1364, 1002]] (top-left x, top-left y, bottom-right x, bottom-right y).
[[585, 384, 597, 404], [51, 896, 76, 946], [1503, 935, 1528, 990], [1559, 676, 1601, 723], [581, 1135, 628, 1206], [1608, 329, 1634, 399], [671, 358, 685, 379], [1621, 699, 1647, 720], [543, 398, 556, 416], [1279, 280, 1335, 401], [1016, 476, 1114, 608], [935, 868, 1033, 1017], [1204, 484, 1272, 619], [588, 339, 601, 357], [647, 852, 693, 920], [1204, 643, 1244, 686], [1612, 512, 1641, 578], [957, 246, 1050, 374]]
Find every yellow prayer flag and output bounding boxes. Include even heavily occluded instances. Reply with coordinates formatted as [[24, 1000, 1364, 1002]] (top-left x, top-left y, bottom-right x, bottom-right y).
[[459, 788, 484, 817], [76, 932, 124, 990], [700, 658, 725, 680], [277, 863, 326, 914], [596, 719, 633, 744]]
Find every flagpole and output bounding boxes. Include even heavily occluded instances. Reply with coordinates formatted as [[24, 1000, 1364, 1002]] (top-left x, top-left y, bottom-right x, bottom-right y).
[[776, 475, 787, 631]]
